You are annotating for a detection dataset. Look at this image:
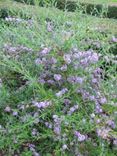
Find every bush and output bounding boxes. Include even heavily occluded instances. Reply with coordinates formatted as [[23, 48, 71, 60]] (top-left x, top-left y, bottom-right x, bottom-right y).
[[0, 1, 117, 155]]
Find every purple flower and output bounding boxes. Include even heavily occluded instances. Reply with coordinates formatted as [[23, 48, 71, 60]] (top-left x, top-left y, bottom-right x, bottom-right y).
[[56, 88, 68, 97], [96, 119, 101, 124], [47, 79, 55, 85], [5, 106, 11, 112], [80, 58, 88, 66], [75, 77, 84, 84], [54, 74, 62, 81], [93, 68, 102, 76], [28, 144, 36, 152], [67, 105, 79, 115], [39, 101, 51, 108], [60, 64, 67, 71], [63, 54, 71, 64], [54, 126, 61, 135], [33, 151, 40, 156], [99, 97, 107, 104], [79, 90, 90, 101], [50, 57, 57, 64], [67, 76, 84, 84], [77, 50, 99, 67], [33, 152, 40, 156], [3, 44, 32, 55], [53, 115, 61, 135], [97, 127, 111, 140], [95, 104, 103, 114], [90, 52, 99, 63], [67, 76, 75, 83], [111, 36, 117, 43], [64, 99, 71, 105], [38, 78, 45, 84], [40, 47, 51, 55], [106, 120, 116, 129], [45, 122, 52, 129], [89, 95, 95, 101], [12, 111, 18, 116], [35, 58, 42, 65], [32, 128, 38, 136], [73, 52, 81, 59], [74, 131, 87, 142], [33, 101, 51, 109], [92, 78, 98, 84]]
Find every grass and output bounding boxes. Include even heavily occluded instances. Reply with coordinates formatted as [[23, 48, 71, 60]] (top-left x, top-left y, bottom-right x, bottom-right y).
[[0, 1, 117, 33], [57, 0, 117, 19], [70, 0, 117, 4], [0, 1, 117, 156]]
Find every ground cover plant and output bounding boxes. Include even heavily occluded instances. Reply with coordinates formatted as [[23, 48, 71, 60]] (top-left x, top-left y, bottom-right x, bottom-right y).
[[0, 0, 117, 156], [3, 0, 117, 18]]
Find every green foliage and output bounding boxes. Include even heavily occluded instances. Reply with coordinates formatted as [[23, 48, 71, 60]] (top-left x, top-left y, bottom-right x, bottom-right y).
[[13, 0, 64, 6], [0, 1, 117, 156]]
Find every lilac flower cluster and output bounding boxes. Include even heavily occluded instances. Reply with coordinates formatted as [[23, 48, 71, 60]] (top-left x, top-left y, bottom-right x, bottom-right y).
[[63, 54, 72, 64], [3, 44, 32, 57], [34, 48, 100, 103], [111, 36, 117, 43], [106, 120, 116, 129], [63, 49, 99, 69], [67, 105, 79, 115], [67, 76, 84, 84], [97, 127, 111, 140], [28, 144, 40, 156], [56, 88, 68, 97], [5, 16, 33, 26], [54, 74, 62, 81], [32, 100, 51, 109], [53, 115, 61, 136], [35, 48, 57, 70], [34, 47, 114, 142], [31, 128, 39, 136], [76, 67, 107, 115], [44, 122, 52, 129], [2, 42, 115, 155], [74, 131, 87, 142], [40, 47, 51, 56], [5, 106, 18, 116], [60, 64, 67, 71], [4, 106, 11, 112]]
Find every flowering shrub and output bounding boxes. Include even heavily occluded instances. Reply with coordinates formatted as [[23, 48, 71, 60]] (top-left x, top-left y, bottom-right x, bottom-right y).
[[0, 3, 117, 156], [0, 43, 116, 155]]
